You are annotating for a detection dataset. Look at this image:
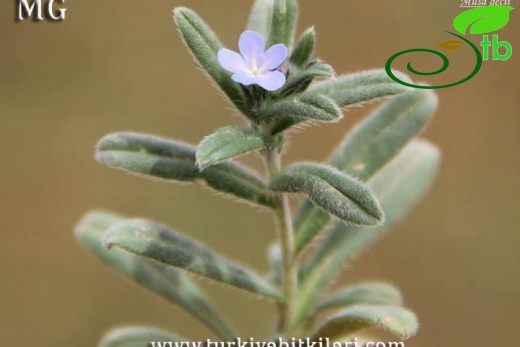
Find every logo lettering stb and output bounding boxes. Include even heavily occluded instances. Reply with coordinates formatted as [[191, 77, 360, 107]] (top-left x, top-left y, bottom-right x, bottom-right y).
[[481, 35, 513, 61], [17, 0, 67, 22]]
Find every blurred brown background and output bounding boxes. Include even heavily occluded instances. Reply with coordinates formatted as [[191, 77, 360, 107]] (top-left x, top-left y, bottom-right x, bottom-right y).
[[1, 1, 519, 346]]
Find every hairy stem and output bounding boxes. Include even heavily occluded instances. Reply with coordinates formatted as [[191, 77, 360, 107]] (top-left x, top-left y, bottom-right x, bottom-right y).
[[264, 145, 298, 335]]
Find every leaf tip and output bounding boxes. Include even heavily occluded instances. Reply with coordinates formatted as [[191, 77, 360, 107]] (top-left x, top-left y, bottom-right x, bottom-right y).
[[195, 148, 211, 171], [373, 207, 386, 225], [96, 133, 120, 152], [172, 7, 195, 29], [195, 159, 209, 171], [172, 6, 189, 18]]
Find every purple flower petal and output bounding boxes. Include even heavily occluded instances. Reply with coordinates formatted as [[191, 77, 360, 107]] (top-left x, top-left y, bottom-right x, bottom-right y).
[[218, 48, 248, 74], [218, 30, 288, 91], [256, 71, 286, 91], [239, 30, 265, 67], [262, 44, 288, 70], [231, 73, 257, 86]]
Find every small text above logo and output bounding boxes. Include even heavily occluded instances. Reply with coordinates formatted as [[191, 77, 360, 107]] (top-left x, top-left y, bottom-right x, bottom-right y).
[[460, 0, 512, 7]]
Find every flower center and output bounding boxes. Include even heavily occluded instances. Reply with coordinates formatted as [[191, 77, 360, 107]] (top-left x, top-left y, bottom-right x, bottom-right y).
[[250, 68, 263, 77], [248, 60, 264, 77]]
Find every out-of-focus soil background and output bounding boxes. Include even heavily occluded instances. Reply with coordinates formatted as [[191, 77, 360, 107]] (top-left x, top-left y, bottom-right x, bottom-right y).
[[1, 1, 519, 346]]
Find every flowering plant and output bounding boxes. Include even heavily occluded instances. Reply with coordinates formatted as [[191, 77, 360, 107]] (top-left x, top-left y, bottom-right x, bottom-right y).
[[74, 0, 440, 345]]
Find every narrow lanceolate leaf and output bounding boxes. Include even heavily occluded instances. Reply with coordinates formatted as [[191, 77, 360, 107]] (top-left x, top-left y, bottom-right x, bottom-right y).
[[100, 326, 185, 347], [294, 89, 438, 253], [248, 0, 275, 39], [196, 127, 270, 169], [268, 0, 299, 48], [317, 283, 403, 312], [308, 69, 413, 107], [96, 132, 275, 208], [261, 93, 341, 134], [329, 89, 438, 175], [75, 212, 237, 341], [270, 163, 384, 226], [310, 305, 419, 341], [294, 141, 440, 326], [290, 27, 316, 68], [262, 93, 340, 122], [278, 61, 335, 98], [173, 7, 248, 114], [103, 218, 283, 301]]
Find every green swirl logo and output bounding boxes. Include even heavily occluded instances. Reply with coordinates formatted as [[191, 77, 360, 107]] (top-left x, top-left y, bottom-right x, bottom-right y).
[[386, 6, 514, 89]]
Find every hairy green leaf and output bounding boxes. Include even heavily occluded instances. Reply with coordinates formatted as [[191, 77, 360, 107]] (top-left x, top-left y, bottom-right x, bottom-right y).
[[96, 132, 275, 208], [173, 7, 248, 115], [290, 27, 316, 68], [317, 283, 403, 312], [100, 326, 185, 347], [261, 93, 341, 134], [278, 61, 335, 98], [311, 305, 419, 341], [270, 163, 384, 226], [329, 89, 437, 175], [262, 92, 341, 122], [103, 218, 283, 301], [196, 127, 271, 169], [453, 5, 514, 35], [295, 141, 440, 325], [300, 61, 335, 79], [308, 69, 413, 107], [294, 89, 437, 253], [75, 212, 237, 340], [248, 0, 274, 39], [268, 0, 299, 48]]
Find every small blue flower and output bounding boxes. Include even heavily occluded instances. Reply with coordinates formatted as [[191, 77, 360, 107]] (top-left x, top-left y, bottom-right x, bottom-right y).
[[218, 31, 288, 91]]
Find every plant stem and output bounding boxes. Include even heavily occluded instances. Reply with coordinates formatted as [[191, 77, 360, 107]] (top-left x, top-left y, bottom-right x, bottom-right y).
[[264, 146, 298, 336]]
